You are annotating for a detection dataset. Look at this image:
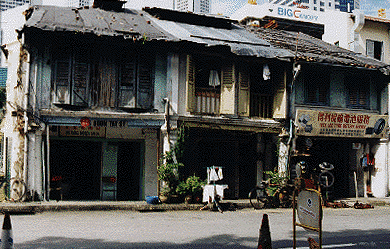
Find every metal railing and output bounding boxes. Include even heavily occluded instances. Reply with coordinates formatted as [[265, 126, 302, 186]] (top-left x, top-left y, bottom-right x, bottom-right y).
[[195, 88, 220, 115], [250, 93, 273, 118]]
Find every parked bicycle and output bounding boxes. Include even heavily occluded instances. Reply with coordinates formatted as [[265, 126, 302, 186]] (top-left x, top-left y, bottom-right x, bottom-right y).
[[0, 176, 27, 202], [249, 172, 295, 209]]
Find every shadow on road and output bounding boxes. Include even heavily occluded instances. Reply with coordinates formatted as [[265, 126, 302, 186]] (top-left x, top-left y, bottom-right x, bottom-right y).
[[15, 234, 257, 249], [274, 228, 390, 248]]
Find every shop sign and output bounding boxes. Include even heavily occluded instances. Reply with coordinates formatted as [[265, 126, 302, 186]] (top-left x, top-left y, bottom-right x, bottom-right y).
[[296, 109, 388, 138], [60, 126, 106, 138], [275, 6, 319, 22]]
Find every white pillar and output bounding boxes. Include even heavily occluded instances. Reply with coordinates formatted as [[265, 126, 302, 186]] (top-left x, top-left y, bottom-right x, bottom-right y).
[[278, 138, 288, 178], [371, 139, 388, 197]]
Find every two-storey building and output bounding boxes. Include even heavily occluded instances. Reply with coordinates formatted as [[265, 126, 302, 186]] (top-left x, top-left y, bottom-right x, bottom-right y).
[[245, 25, 390, 198], [1, 2, 293, 201]]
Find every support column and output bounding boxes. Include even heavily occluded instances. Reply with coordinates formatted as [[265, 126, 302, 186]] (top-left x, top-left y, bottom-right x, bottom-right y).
[[278, 137, 289, 178], [371, 139, 389, 197]]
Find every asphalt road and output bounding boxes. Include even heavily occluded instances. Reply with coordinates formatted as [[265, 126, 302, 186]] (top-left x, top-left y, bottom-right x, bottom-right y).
[[6, 206, 390, 248]]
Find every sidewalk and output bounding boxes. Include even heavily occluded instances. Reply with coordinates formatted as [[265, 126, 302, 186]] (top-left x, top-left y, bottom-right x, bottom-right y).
[[0, 199, 252, 214], [0, 197, 389, 214]]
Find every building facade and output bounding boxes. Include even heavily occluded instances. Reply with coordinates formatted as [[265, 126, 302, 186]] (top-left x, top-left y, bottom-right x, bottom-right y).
[[267, 0, 359, 13], [68, 0, 91, 7], [1, 4, 292, 201], [175, 0, 210, 14]]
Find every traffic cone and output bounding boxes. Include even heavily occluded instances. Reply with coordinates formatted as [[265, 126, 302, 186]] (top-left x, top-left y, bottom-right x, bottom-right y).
[[0, 213, 13, 249], [308, 237, 320, 249], [257, 213, 272, 249]]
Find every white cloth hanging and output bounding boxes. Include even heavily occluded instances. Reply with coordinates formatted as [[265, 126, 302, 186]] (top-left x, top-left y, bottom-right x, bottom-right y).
[[209, 168, 219, 181], [217, 167, 223, 180]]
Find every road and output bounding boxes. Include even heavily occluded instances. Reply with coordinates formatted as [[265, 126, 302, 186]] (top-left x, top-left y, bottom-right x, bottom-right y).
[[6, 206, 390, 248]]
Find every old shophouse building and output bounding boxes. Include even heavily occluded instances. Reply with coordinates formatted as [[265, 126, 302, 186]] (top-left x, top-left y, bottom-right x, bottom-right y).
[[1, 3, 293, 201]]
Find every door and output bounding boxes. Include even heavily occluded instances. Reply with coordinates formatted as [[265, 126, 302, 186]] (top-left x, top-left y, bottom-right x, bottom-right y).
[[116, 142, 141, 201], [50, 140, 102, 200]]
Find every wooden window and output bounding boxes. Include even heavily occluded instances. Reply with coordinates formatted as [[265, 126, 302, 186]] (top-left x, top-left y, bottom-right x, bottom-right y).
[[118, 53, 154, 109], [304, 69, 329, 105], [346, 74, 369, 109], [53, 50, 90, 106], [366, 39, 383, 61]]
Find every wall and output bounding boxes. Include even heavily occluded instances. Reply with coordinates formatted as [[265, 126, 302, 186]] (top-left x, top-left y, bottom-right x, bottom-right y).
[[359, 20, 390, 64]]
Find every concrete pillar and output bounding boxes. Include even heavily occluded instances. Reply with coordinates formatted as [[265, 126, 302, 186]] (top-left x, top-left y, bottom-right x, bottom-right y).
[[278, 137, 288, 178], [371, 139, 388, 197]]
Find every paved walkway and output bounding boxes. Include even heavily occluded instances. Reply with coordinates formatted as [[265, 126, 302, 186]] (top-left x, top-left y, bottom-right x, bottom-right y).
[[0, 197, 389, 214]]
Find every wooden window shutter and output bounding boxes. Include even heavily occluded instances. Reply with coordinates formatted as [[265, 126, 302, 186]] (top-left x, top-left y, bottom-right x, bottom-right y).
[[53, 55, 71, 104], [72, 55, 90, 106], [119, 55, 136, 108], [273, 69, 286, 119], [238, 68, 250, 116], [220, 62, 236, 115], [366, 40, 374, 58], [186, 55, 196, 112], [137, 55, 154, 109]]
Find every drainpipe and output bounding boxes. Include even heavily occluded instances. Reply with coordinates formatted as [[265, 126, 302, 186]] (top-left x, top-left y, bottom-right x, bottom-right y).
[[349, 9, 365, 52], [286, 63, 301, 175], [23, 44, 30, 199], [387, 82, 390, 196]]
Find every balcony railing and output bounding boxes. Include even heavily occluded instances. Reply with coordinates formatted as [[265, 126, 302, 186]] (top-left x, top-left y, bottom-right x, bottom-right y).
[[195, 88, 220, 115], [250, 93, 273, 118]]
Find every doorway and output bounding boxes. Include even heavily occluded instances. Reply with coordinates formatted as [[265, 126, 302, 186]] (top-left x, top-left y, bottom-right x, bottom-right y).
[[50, 140, 102, 200]]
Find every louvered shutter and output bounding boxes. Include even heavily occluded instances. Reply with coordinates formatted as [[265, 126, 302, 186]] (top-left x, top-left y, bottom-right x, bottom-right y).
[[273, 70, 286, 119], [220, 62, 236, 115], [366, 40, 374, 58], [238, 68, 250, 116], [53, 54, 71, 104], [137, 55, 154, 109], [72, 55, 90, 106], [186, 55, 196, 112], [119, 55, 136, 108]]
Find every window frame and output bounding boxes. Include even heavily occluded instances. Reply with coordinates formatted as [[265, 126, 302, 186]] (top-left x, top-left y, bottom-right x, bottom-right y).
[[366, 39, 383, 61], [303, 67, 330, 106], [346, 73, 370, 109]]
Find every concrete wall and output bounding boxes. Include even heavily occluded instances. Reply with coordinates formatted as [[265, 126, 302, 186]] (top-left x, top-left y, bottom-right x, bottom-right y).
[[359, 20, 390, 64]]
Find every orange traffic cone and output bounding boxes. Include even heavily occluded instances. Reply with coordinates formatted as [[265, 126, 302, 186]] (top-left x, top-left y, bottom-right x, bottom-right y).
[[0, 213, 13, 249], [308, 237, 320, 249], [257, 214, 272, 249]]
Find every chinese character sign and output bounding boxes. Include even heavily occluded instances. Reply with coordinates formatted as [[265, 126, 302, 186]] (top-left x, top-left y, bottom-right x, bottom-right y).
[[296, 110, 387, 138]]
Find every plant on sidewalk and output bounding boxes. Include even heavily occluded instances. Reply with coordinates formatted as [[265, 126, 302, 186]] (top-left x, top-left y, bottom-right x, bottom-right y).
[[176, 175, 205, 203]]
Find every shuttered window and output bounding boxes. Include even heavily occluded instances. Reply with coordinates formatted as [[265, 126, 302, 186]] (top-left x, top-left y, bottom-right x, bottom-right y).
[[347, 74, 369, 109], [366, 39, 383, 61], [118, 53, 154, 109], [304, 68, 329, 105], [53, 49, 154, 110], [53, 50, 90, 106]]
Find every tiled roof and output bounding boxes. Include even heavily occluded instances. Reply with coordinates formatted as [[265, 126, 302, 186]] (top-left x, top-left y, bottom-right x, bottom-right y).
[[245, 25, 390, 74]]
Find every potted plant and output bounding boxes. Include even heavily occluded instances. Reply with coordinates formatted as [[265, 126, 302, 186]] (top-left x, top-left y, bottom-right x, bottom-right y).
[[176, 175, 205, 204], [158, 151, 183, 203]]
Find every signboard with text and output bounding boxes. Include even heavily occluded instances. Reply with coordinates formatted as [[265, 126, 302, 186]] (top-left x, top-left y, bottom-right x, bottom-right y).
[[296, 109, 388, 138]]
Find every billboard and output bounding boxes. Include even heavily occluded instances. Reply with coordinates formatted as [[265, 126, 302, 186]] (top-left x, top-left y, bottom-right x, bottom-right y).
[[296, 109, 388, 138]]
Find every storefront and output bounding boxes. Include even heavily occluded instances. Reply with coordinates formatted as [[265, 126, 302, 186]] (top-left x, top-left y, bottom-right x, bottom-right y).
[[44, 116, 162, 201], [180, 123, 281, 199], [294, 109, 388, 198]]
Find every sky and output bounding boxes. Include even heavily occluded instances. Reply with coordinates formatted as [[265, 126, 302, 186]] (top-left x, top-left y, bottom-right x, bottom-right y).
[[125, 0, 390, 18]]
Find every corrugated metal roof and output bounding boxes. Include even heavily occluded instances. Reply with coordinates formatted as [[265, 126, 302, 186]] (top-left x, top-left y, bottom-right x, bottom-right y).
[[151, 19, 293, 58], [245, 26, 390, 74], [22, 5, 293, 59], [24, 5, 174, 41]]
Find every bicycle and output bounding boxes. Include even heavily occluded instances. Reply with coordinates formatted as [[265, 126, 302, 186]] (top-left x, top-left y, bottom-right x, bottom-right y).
[[0, 176, 27, 202], [249, 178, 295, 209]]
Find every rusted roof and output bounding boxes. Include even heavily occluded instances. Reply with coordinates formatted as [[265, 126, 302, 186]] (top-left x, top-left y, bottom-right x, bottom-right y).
[[245, 25, 390, 74], [23, 5, 174, 41], [22, 5, 293, 59]]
